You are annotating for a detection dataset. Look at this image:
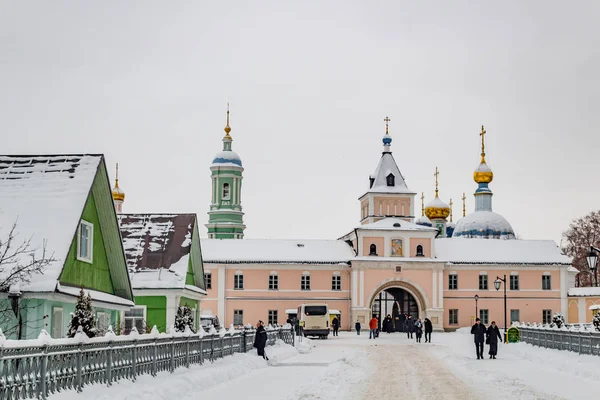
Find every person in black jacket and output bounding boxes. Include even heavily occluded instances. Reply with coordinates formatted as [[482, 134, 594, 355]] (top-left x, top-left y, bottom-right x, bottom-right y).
[[253, 321, 268, 360], [384, 315, 393, 333], [424, 318, 433, 343], [470, 318, 487, 359], [331, 316, 340, 336], [486, 321, 503, 359], [399, 313, 407, 332], [406, 315, 414, 338]]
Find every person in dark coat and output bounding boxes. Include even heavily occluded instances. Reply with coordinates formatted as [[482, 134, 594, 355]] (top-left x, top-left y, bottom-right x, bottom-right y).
[[424, 318, 433, 343], [384, 314, 393, 333], [414, 318, 423, 343], [355, 319, 361, 335], [406, 315, 414, 338], [399, 313, 407, 332], [471, 318, 487, 359], [486, 321, 503, 359], [253, 320, 268, 360], [331, 316, 340, 336]]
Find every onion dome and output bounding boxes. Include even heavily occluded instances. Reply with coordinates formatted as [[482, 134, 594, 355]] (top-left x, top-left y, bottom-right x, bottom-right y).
[[473, 125, 494, 184], [211, 105, 243, 168], [111, 163, 125, 202], [415, 192, 432, 226], [425, 167, 450, 220], [453, 211, 515, 239]]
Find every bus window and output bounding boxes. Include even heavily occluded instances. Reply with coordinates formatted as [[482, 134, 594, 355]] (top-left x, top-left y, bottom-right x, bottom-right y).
[[304, 305, 327, 316]]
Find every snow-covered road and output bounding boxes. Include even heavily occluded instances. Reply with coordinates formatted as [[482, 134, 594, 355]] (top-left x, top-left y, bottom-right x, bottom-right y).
[[51, 330, 599, 400]]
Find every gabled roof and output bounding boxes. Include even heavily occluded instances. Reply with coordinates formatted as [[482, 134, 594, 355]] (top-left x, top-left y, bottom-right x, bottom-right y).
[[201, 239, 354, 265], [0, 155, 102, 292], [118, 214, 205, 290], [362, 153, 415, 197], [358, 217, 438, 232], [435, 238, 572, 265]]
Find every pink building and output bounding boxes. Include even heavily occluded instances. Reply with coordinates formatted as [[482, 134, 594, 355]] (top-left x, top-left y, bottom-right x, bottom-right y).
[[198, 120, 575, 331]]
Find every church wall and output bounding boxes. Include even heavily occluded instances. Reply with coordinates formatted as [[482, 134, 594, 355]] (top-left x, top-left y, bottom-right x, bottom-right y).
[[372, 196, 411, 216], [409, 238, 431, 258], [362, 237, 385, 256]]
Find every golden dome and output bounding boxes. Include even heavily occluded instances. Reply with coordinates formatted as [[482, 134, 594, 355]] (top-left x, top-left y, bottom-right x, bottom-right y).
[[425, 167, 450, 220], [223, 103, 232, 139], [474, 125, 494, 184], [112, 163, 125, 202]]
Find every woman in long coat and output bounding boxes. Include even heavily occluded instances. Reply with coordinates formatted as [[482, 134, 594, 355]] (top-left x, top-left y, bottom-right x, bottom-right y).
[[253, 320, 268, 360], [486, 321, 503, 359]]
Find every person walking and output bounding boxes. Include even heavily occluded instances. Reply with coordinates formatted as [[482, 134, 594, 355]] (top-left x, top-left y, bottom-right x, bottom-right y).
[[406, 315, 414, 339], [414, 318, 423, 343], [384, 314, 393, 333], [399, 313, 407, 332], [369, 315, 378, 339], [470, 318, 487, 359], [424, 318, 433, 343], [486, 321, 503, 359], [332, 316, 340, 337], [253, 320, 268, 360], [355, 319, 361, 335]]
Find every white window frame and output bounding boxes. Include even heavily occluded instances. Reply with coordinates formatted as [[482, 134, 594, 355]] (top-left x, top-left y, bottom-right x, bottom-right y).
[[449, 309, 458, 325], [234, 272, 244, 290], [204, 272, 212, 290], [510, 274, 520, 291], [479, 272, 488, 290], [268, 310, 278, 326], [542, 272, 552, 290], [77, 220, 94, 263], [122, 305, 147, 334], [233, 309, 244, 325], [332, 272, 341, 291], [269, 272, 278, 290], [448, 273, 458, 290], [222, 183, 230, 200], [52, 307, 64, 338], [301, 272, 311, 291], [479, 309, 489, 325]]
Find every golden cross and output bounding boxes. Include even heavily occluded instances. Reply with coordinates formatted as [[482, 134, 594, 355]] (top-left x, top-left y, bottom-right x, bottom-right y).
[[384, 116, 391, 134], [434, 167, 439, 197], [421, 192, 425, 216], [449, 198, 453, 222], [480, 125, 486, 158], [461, 192, 466, 217]]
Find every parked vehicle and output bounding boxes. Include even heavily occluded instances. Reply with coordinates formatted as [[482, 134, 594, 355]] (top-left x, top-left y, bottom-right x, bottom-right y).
[[298, 304, 330, 339], [200, 314, 221, 331]]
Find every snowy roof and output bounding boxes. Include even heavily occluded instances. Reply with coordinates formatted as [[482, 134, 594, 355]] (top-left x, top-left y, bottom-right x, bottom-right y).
[[475, 162, 492, 173], [567, 287, 600, 297], [201, 239, 354, 264], [0, 155, 102, 292], [453, 211, 515, 240], [211, 150, 242, 168], [435, 238, 571, 265], [425, 196, 450, 209], [363, 153, 415, 196], [358, 217, 438, 232], [118, 214, 196, 289]]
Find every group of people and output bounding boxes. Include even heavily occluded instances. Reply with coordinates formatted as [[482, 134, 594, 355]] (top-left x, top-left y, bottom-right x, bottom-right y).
[[364, 314, 433, 343], [470, 318, 503, 359]]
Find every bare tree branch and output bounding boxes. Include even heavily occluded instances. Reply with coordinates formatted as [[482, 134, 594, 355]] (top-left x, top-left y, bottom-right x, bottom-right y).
[[562, 210, 600, 287]]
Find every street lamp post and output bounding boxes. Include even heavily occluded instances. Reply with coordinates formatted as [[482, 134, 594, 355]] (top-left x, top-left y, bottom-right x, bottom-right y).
[[474, 294, 479, 321], [586, 246, 599, 287], [494, 275, 507, 344]]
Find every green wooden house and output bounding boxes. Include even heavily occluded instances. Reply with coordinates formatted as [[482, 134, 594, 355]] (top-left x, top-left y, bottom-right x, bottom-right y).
[[0, 155, 134, 339], [117, 214, 206, 333]]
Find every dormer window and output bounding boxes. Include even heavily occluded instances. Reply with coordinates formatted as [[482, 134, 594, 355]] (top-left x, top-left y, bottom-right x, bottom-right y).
[[416, 245, 424, 257], [386, 174, 395, 187], [222, 183, 230, 200], [369, 177, 375, 188], [369, 244, 377, 256]]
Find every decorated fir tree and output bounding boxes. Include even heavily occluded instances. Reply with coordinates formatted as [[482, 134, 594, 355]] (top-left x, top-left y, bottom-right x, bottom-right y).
[[174, 305, 194, 332], [67, 288, 97, 338]]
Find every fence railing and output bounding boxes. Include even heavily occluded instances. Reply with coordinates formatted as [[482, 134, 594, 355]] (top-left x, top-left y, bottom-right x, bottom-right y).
[[0, 326, 295, 400], [518, 323, 600, 357]]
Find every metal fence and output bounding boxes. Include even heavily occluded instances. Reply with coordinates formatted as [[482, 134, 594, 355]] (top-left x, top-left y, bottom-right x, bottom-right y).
[[0, 327, 295, 400], [519, 326, 600, 357]]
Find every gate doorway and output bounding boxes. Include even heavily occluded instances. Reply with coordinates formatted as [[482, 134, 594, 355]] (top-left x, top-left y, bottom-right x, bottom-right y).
[[371, 287, 419, 332]]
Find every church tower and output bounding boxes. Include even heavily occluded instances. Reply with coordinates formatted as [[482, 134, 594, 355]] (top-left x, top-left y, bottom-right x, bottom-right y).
[[206, 106, 246, 239], [425, 167, 451, 237], [359, 117, 416, 224], [111, 163, 125, 214]]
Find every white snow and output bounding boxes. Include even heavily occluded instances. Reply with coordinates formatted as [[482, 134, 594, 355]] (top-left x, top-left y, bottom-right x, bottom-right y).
[[128, 255, 190, 290], [0, 155, 102, 292], [453, 210, 515, 239], [211, 150, 243, 168], [56, 284, 134, 307], [358, 217, 437, 231], [475, 161, 492, 172], [435, 238, 571, 264], [568, 287, 600, 296], [201, 238, 354, 264], [425, 195, 450, 209], [45, 331, 600, 400]]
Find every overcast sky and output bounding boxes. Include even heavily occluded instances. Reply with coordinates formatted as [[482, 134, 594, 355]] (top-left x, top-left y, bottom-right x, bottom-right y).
[[1, 1, 599, 245]]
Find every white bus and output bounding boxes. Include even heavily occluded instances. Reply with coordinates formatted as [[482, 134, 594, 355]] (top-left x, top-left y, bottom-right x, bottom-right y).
[[298, 303, 330, 339]]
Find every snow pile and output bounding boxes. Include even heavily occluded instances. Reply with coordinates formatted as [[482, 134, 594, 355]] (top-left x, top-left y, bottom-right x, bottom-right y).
[[295, 336, 315, 354], [264, 339, 298, 366]]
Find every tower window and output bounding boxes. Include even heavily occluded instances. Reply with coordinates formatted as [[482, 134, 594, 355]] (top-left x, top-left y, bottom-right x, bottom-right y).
[[416, 245, 424, 257], [369, 244, 377, 256], [386, 173, 395, 187], [369, 177, 375, 188], [222, 183, 230, 200]]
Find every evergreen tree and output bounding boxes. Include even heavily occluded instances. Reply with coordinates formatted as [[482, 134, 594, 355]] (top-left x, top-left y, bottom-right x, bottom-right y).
[[67, 288, 96, 338], [593, 313, 600, 332], [552, 312, 565, 328], [174, 305, 194, 332]]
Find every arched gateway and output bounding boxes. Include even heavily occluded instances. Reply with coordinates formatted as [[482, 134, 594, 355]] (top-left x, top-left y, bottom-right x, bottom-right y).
[[369, 281, 428, 332]]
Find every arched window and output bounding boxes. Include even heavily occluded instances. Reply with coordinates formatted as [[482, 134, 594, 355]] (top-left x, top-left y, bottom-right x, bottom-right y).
[[386, 173, 395, 187], [416, 245, 424, 257], [222, 183, 230, 200], [369, 244, 377, 256]]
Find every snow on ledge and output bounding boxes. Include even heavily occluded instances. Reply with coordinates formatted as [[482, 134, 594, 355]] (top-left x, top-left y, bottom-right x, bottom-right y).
[[568, 287, 600, 297]]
